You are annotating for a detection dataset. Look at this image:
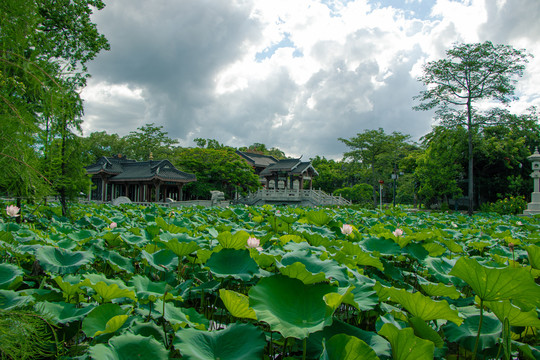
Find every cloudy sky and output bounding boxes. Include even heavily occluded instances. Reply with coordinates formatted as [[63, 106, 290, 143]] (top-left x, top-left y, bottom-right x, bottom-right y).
[[81, 0, 540, 159]]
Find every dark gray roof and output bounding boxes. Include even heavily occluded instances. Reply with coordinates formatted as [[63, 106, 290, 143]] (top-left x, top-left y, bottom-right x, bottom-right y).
[[236, 151, 278, 168], [86, 157, 196, 183], [259, 159, 318, 176]]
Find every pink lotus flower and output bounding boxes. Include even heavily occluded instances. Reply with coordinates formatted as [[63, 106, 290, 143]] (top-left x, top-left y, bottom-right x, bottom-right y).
[[6, 205, 20, 217], [341, 224, 353, 235], [110, 222, 117, 229], [246, 237, 263, 251], [393, 228, 403, 237]]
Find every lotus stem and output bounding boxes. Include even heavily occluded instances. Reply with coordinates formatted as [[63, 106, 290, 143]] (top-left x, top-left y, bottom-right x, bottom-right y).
[[472, 298, 484, 360], [302, 337, 307, 360]]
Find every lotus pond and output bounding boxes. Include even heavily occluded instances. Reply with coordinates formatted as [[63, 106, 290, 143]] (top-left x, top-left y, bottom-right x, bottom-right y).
[[1, 203, 539, 359]]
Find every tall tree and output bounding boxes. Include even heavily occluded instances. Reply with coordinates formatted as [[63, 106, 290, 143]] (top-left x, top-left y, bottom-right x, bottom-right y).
[[414, 41, 531, 215], [124, 123, 178, 161], [339, 128, 411, 207], [0, 0, 109, 215]]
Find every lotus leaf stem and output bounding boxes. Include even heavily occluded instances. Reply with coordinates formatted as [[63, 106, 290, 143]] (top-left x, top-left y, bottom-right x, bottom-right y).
[[472, 298, 484, 360]]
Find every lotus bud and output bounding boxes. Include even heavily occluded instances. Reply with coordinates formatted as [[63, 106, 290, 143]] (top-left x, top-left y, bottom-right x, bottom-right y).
[[247, 236, 260, 249], [110, 222, 117, 229], [393, 228, 403, 237]]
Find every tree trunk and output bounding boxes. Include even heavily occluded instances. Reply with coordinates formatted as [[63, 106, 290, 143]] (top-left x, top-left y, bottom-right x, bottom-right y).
[[467, 99, 474, 216]]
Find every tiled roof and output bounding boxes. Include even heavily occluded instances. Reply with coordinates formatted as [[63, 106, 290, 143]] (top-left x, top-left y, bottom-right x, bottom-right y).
[[86, 157, 196, 183], [236, 151, 278, 167]]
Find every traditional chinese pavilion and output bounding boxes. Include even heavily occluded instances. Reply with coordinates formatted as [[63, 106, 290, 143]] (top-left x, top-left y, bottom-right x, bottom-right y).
[[86, 155, 196, 203]]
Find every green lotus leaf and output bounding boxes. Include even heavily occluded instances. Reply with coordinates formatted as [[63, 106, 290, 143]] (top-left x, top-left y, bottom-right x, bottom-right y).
[[443, 310, 501, 353], [0, 290, 33, 310], [279, 250, 349, 286], [82, 303, 129, 338], [361, 237, 402, 256], [154, 300, 208, 330], [321, 334, 380, 360], [419, 281, 461, 300], [101, 249, 134, 273], [306, 210, 333, 226], [325, 284, 378, 313], [102, 232, 123, 248], [278, 262, 328, 285], [174, 322, 266, 360], [219, 289, 257, 320], [36, 246, 94, 274], [165, 239, 199, 257], [205, 248, 261, 281], [89, 333, 168, 360], [484, 300, 540, 327], [83, 274, 128, 288], [381, 286, 463, 325], [129, 275, 175, 302], [67, 229, 96, 242], [249, 274, 336, 339], [53, 275, 84, 299], [338, 242, 384, 271], [87, 282, 137, 303], [378, 323, 435, 360], [308, 319, 391, 359], [278, 234, 302, 245], [439, 239, 465, 253], [217, 230, 249, 250], [424, 257, 465, 287], [141, 249, 178, 272], [94, 315, 129, 337], [408, 316, 444, 348], [421, 242, 446, 257], [525, 244, 540, 270], [0, 263, 23, 290], [122, 233, 148, 247], [449, 257, 540, 306], [34, 301, 95, 324], [128, 319, 166, 344]]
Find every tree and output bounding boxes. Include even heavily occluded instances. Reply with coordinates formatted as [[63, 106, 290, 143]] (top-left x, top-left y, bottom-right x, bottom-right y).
[[79, 131, 127, 165], [239, 143, 287, 159], [124, 123, 178, 161], [414, 41, 531, 215], [172, 147, 260, 199], [339, 128, 411, 207], [0, 0, 109, 215]]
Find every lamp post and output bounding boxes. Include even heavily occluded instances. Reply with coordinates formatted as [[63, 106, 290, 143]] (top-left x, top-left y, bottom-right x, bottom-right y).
[[392, 164, 398, 207]]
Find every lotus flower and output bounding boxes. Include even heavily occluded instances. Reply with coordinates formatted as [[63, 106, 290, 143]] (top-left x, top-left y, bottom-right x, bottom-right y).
[[6, 205, 20, 217], [246, 237, 262, 251], [341, 224, 353, 235], [393, 228, 403, 237], [110, 222, 117, 229]]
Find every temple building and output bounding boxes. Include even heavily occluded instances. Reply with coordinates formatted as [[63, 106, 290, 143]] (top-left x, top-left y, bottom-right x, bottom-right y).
[[86, 155, 196, 203]]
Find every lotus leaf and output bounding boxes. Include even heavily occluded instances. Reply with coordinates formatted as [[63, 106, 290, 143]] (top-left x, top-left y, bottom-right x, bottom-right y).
[[361, 237, 401, 256], [141, 249, 178, 272], [306, 209, 333, 226], [320, 334, 380, 360], [82, 303, 129, 338], [419, 281, 461, 299], [89, 333, 168, 360], [103, 249, 134, 273], [36, 246, 94, 274], [0, 289, 33, 310], [86, 281, 137, 303], [0, 263, 23, 290], [129, 275, 174, 302], [154, 300, 208, 330], [219, 289, 257, 320], [526, 244, 540, 270], [443, 310, 501, 353], [165, 239, 199, 257], [279, 262, 328, 284], [205, 248, 261, 281], [378, 323, 435, 360], [217, 230, 249, 249], [421, 242, 446, 257], [449, 257, 540, 306], [249, 274, 336, 339], [174, 323, 266, 360], [408, 316, 444, 348], [34, 301, 95, 324], [128, 319, 166, 344], [280, 250, 349, 285], [484, 300, 540, 327], [279, 234, 304, 245], [378, 286, 463, 325]]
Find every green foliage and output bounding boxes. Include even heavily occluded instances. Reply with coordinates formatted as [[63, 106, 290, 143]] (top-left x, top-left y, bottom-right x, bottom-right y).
[[334, 183, 373, 206], [479, 196, 527, 215]]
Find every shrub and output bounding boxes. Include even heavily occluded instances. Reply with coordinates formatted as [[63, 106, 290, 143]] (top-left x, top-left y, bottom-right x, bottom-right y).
[[479, 196, 527, 215]]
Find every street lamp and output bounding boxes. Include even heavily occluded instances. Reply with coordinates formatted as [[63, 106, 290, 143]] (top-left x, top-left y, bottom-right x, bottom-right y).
[[378, 180, 384, 211]]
